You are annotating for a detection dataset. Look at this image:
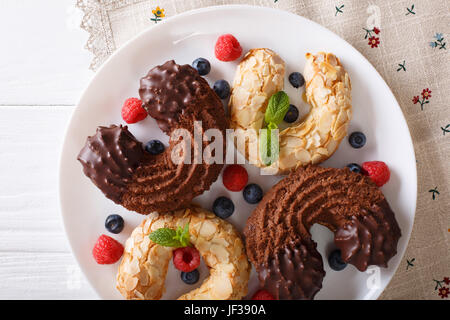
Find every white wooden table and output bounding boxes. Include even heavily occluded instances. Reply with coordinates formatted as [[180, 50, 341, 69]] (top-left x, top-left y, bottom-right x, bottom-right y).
[[0, 0, 98, 299]]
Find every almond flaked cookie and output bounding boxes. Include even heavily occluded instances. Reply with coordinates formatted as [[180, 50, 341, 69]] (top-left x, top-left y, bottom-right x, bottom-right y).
[[229, 50, 352, 174], [116, 206, 250, 300]]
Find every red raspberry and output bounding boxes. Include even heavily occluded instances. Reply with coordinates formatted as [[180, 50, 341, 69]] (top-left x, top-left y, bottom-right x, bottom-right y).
[[362, 161, 390, 187], [214, 34, 242, 62], [222, 164, 249, 192], [252, 289, 275, 300], [92, 234, 124, 264], [121, 98, 147, 124], [173, 247, 201, 272]]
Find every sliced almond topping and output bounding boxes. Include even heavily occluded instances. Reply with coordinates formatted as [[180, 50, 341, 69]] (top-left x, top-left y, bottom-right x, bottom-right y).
[[205, 253, 218, 266], [229, 50, 351, 173], [148, 211, 159, 221], [117, 207, 251, 300], [212, 237, 229, 247], [124, 238, 134, 253], [326, 138, 338, 154], [285, 136, 305, 148], [127, 258, 140, 276], [212, 275, 233, 300], [333, 124, 347, 141], [138, 270, 149, 286], [311, 153, 323, 164], [319, 111, 333, 133], [221, 263, 236, 274], [335, 108, 348, 127], [210, 244, 229, 263], [134, 290, 145, 300], [150, 220, 165, 231], [295, 149, 312, 163], [316, 147, 328, 156], [140, 236, 150, 253], [196, 238, 211, 253], [145, 264, 161, 281], [124, 276, 138, 291], [199, 220, 217, 239]]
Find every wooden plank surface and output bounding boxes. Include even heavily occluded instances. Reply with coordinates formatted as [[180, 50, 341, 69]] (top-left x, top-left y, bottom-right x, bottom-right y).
[[0, 106, 97, 299], [0, 252, 95, 299], [0, 0, 93, 105], [0, 0, 99, 298]]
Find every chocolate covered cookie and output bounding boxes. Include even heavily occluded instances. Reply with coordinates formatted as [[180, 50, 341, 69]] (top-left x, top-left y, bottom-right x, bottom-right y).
[[244, 165, 401, 299], [78, 61, 227, 214]]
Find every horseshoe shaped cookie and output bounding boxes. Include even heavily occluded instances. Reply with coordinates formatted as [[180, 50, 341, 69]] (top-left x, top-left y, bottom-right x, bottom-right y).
[[229, 50, 352, 174], [78, 61, 227, 214], [117, 206, 251, 300], [244, 165, 401, 300]]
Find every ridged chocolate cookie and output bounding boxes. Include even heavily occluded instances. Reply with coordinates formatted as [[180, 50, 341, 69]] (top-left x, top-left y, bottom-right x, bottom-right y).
[[78, 60, 227, 214], [244, 165, 401, 299]]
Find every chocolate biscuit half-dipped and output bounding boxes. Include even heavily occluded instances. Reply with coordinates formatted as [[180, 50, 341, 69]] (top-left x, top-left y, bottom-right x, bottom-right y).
[[244, 165, 401, 299], [78, 60, 227, 214]]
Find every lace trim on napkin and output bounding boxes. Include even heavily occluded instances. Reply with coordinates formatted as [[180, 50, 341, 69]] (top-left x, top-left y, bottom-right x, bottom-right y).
[[76, 0, 149, 70]]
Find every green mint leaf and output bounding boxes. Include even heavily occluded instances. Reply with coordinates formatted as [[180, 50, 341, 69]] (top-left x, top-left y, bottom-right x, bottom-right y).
[[173, 223, 191, 247], [149, 224, 191, 248], [181, 223, 190, 246], [259, 126, 280, 166], [265, 91, 290, 125], [149, 228, 180, 247]]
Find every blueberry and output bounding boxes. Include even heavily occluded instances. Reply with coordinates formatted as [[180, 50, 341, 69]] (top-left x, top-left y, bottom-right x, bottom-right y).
[[181, 269, 200, 285], [192, 58, 211, 76], [105, 214, 124, 234], [328, 249, 347, 271], [243, 183, 263, 204], [347, 163, 362, 173], [213, 196, 234, 219], [213, 80, 231, 99], [288, 72, 305, 88], [284, 104, 299, 123], [348, 132, 366, 149], [145, 139, 165, 155]]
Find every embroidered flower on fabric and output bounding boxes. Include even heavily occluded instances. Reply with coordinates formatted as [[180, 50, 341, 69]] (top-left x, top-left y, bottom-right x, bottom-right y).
[[412, 88, 432, 110], [368, 36, 380, 48], [438, 287, 449, 299], [151, 6, 165, 23], [422, 88, 432, 100], [363, 28, 381, 48], [435, 33, 443, 41], [429, 33, 446, 49], [434, 277, 450, 298]]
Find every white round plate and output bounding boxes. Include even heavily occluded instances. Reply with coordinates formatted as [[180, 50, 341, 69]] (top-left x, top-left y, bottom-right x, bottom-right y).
[[59, 5, 416, 300]]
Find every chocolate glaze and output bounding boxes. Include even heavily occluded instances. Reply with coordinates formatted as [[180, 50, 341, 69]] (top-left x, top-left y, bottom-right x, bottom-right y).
[[335, 199, 401, 271], [78, 60, 227, 214], [259, 238, 325, 300], [139, 60, 204, 134], [77, 125, 144, 203], [244, 165, 401, 300]]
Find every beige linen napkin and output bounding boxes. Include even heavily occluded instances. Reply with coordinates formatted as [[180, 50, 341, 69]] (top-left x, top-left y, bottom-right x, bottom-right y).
[[76, 0, 450, 299]]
